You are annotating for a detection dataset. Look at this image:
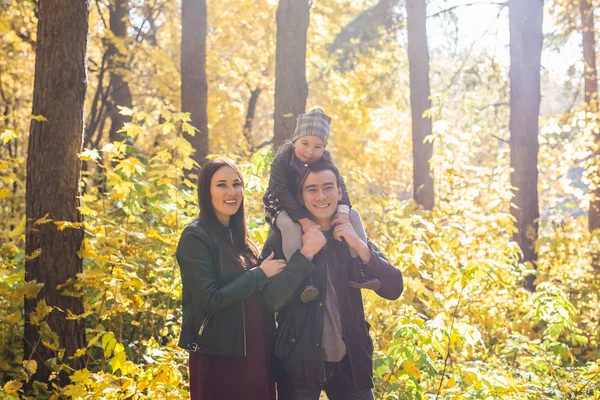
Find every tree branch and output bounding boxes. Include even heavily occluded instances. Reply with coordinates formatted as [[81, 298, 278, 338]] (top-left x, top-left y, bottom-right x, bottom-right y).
[[428, 1, 508, 19], [328, 0, 400, 53], [95, 0, 109, 30]]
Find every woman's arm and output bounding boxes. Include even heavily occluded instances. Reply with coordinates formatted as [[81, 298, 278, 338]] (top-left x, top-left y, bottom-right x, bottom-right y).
[[176, 226, 268, 314], [259, 234, 315, 311]]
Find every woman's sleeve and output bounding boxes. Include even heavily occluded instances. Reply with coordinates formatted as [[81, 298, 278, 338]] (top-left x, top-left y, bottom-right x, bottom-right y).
[[259, 237, 315, 311], [176, 227, 268, 314]]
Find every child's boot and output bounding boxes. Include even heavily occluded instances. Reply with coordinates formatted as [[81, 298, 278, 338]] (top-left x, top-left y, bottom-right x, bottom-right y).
[[348, 266, 381, 291], [300, 278, 319, 303]]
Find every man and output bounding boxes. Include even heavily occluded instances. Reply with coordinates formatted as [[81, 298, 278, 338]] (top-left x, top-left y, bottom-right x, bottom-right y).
[[260, 160, 404, 400]]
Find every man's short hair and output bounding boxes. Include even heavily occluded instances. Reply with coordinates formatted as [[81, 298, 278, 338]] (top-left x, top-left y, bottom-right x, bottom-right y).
[[300, 159, 343, 191]]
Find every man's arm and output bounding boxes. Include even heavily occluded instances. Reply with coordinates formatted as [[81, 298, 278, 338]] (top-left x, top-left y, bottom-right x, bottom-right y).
[[333, 220, 403, 300], [358, 241, 403, 300]]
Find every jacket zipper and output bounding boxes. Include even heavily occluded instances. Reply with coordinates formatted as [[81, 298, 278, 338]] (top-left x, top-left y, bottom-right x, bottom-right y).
[[198, 314, 211, 335]]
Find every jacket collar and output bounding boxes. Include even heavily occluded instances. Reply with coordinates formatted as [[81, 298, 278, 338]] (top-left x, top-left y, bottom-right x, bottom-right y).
[[289, 150, 310, 177]]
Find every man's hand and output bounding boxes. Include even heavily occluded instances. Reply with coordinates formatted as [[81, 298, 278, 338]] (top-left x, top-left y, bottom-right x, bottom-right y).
[[299, 217, 318, 233], [332, 219, 371, 263], [300, 225, 326, 261]]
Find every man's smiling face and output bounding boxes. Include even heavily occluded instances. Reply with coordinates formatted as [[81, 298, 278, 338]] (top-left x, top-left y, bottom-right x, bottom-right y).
[[300, 169, 342, 224]]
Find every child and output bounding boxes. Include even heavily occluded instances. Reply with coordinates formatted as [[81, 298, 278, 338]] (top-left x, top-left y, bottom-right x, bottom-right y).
[[263, 108, 380, 302]]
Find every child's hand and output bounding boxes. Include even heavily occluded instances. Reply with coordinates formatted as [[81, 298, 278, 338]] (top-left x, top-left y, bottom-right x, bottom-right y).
[[333, 212, 349, 225], [299, 218, 318, 233], [333, 220, 371, 263]]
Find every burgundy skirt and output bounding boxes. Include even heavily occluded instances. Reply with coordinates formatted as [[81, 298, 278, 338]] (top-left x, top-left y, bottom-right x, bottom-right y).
[[188, 292, 276, 400]]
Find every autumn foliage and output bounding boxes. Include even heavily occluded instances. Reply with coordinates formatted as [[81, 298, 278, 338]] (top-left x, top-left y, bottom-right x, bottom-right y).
[[1, 0, 600, 399]]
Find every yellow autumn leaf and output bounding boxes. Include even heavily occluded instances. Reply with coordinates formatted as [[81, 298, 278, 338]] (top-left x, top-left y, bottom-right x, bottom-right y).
[[101, 141, 128, 157], [117, 106, 135, 116], [110, 350, 127, 373], [117, 122, 142, 138], [22, 280, 44, 299], [77, 238, 96, 259], [1, 129, 17, 145], [22, 359, 37, 374], [171, 112, 191, 122], [182, 122, 197, 136], [446, 376, 456, 388], [77, 206, 97, 217], [3, 380, 22, 394], [161, 122, 175, 135], [80, 193, 96, 203], [115, 157, 146, 178], [54, 221, 84, 231], [79, 148, 100, 161], [0, 187, 11, 200], [4, 311, 21, 325], [35, 213, 53, 225], [73, 348, 87, 358], [70, 368, 90, 384], [29, 299, 52, 325], [402, 360, 422, 380]]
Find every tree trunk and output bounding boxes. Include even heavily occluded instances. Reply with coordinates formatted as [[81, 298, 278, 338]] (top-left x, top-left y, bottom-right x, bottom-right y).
[[509, 0, 543, 291], [580, 0, 600, 238], [243, 87, 263, 153], [273, 0, 310, 149], [406, 0, 434, 210], [25, 0, 89, 386], [108, 0, 133, 142], [181, 0, 209, 168]]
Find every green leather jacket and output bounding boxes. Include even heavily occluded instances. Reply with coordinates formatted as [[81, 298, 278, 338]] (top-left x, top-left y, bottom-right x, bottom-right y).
[[176, 220, 314, 356]]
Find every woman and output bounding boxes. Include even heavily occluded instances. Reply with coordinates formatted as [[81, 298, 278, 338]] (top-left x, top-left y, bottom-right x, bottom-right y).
[[176, 158, 286, 400]]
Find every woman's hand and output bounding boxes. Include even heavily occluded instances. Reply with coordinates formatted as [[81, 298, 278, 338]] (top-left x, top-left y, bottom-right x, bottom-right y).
[[259, 252, 287, 278]]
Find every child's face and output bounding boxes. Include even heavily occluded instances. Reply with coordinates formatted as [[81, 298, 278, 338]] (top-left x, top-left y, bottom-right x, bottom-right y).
[[293, 136, 325, 163]]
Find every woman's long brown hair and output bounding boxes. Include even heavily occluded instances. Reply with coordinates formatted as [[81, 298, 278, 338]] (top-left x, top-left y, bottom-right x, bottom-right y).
[[197, 158, 258, 273]]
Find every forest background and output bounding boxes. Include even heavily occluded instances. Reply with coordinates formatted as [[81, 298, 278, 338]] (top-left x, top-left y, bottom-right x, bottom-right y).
[[1, 0, 599, 398]]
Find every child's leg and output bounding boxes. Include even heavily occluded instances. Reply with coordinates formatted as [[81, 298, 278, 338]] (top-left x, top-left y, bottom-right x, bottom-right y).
[[275, 210, 303, 261], [347, 209, 381, 291], [275, 210, 318, 302], [348, 208, 367, 258]]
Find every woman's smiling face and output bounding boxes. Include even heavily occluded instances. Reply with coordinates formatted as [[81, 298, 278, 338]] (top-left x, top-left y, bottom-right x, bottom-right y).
[[210, 166, 244, 226]]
